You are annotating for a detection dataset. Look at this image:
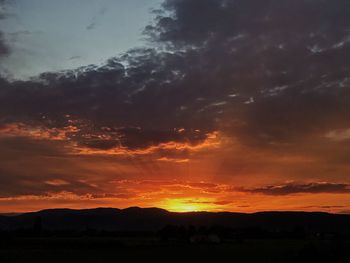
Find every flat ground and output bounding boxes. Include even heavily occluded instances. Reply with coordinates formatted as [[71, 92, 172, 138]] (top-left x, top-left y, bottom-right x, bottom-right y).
[[0, 237, 349, 263]]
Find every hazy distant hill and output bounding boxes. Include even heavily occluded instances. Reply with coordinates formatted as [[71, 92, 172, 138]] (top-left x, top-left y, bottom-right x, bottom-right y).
[[0, 207, 350, 234]]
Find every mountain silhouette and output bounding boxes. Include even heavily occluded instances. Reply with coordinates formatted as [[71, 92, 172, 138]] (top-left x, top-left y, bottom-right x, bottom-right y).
[[1, 207, 350, 235]]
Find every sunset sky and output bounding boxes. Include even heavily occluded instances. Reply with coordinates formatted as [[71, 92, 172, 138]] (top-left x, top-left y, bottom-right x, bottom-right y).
[[0, 0, 350, 213]]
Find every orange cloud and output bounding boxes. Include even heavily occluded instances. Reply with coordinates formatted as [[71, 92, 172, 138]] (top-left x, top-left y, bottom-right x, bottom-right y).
[[75, 131, 221, 156], [0, 122, 221, 158], [0, 122, 79, 141]]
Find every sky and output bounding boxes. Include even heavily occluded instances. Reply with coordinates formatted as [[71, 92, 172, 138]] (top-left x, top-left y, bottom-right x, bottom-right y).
[[0, 0, 162, 78], [0, 0, 350, 213]]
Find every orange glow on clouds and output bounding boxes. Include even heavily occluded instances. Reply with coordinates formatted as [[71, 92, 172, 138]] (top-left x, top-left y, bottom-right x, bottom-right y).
[[0, 122, 79, 141], [0, 122, 221, 157], [1, 178, 349, 214], [75, 131, 221, 156], [1, 122, 350, 214]]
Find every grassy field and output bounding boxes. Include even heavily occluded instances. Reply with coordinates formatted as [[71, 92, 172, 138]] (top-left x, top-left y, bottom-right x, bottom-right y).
[[1, 237, 349, 263]]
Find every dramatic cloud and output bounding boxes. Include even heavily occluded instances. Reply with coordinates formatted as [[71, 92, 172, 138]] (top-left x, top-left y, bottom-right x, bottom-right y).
[[1, 0, 350, 148]]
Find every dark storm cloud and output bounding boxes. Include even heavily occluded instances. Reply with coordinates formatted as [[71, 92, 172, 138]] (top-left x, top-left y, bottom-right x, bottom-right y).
[[240, 182, 350, 195], [146, 0, 350, 145], [0, 49, 215, 150], [1, 0, 350, 150]]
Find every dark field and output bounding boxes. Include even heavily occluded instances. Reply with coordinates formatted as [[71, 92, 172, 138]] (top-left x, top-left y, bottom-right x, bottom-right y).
[[2, 209, 350, 262], [1, 237, 350, 263]]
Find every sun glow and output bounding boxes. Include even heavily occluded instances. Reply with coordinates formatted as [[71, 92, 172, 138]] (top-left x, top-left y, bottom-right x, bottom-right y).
[[162, 198, 216, 212]]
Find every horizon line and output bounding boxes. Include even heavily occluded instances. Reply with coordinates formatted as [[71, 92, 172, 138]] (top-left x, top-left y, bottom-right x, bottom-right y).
[[1, 206, 349, 216]]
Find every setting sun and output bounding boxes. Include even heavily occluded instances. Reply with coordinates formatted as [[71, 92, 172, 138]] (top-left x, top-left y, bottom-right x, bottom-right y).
[[162, 198, 216, 212]]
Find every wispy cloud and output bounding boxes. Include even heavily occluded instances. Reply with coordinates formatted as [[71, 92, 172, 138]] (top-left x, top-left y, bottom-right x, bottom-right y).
[[86, 6, 107, 30], [239, 182, 350, 195]]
